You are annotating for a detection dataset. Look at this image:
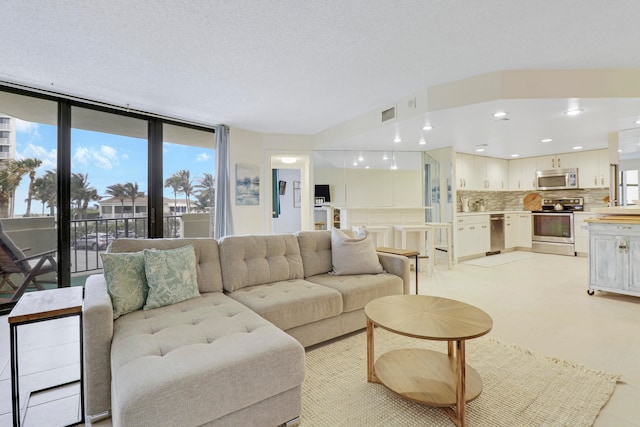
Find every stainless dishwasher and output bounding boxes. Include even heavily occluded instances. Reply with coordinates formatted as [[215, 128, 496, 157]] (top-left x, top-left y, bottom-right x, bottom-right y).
[[488, 214, 505, 254]]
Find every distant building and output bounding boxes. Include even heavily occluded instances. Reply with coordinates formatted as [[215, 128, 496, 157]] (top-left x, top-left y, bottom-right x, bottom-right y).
[[0, 114, 17, 167], [98, 196, 193, 218]]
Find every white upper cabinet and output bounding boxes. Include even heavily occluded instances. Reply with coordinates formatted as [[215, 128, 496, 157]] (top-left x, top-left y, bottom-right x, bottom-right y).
[[456, 153, 508, 191], [536, 152, 579, 170], [508, 157, 537, 191], [485, 157, 508, 190], [578, 149, 609, 188]]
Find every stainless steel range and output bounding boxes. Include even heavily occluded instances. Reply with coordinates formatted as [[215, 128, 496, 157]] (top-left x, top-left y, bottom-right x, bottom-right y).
[[532, 197, 584, 256]]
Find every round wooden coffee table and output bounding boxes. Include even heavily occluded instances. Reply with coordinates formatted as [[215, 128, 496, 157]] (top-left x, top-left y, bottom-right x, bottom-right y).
[[364, 295, 493, 427]]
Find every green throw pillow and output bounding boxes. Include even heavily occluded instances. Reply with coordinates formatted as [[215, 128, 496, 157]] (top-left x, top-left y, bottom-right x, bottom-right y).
[[143, 245, 200, 310], [101, 251, 148, 320]]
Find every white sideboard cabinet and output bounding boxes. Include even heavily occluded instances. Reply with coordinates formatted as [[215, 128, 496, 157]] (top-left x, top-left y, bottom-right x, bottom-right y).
[[588, 222, 640, 297]]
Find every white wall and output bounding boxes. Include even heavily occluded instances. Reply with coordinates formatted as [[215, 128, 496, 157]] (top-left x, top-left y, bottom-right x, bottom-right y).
[[229, 127, 313, 235], [272, 169, 302, 233]]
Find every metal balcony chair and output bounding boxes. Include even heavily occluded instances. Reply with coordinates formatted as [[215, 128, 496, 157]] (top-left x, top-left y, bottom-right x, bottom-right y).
[[0, 222, 57, 303]]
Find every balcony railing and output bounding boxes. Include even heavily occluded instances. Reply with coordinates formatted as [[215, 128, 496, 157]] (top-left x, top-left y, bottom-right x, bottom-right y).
[[0, 137, 9, 145], [71, 215, 182, 274]]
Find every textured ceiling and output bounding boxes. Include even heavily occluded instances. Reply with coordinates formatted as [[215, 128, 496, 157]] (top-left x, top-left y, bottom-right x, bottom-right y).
[[2, 1, 640, 155]]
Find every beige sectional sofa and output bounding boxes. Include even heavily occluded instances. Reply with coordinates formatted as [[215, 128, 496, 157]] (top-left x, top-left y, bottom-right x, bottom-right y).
[[83, 230, 410, 426]]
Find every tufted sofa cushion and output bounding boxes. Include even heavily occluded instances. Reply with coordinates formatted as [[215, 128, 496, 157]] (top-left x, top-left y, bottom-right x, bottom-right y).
[[305, 272, 403, 312], [110, 292, 305, 426], [296, 230, 333, 278], [219, 234, 304, 292], [226, 278, 343, 330], [108, 238, 223, 293]]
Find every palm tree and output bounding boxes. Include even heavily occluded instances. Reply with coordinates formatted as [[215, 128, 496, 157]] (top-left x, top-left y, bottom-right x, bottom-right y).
[[105, 183, 127, 218], [71, 173, 100, 219], [17, 158, 43, 217], [123, 182, 140, 217], [0, 160, 29, 218], [164, 176, 181, 215], [32, 170, 57, 216], [194, 173, 215, 210], [176, 169, 193, 213]]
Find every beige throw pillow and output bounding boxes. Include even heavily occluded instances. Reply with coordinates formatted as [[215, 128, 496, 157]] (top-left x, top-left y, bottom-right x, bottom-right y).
[[330, 227, 384, 275]]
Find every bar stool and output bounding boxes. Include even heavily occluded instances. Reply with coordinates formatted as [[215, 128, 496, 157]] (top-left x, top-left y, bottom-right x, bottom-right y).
[[425, 222, 453, 269], [393, 224, 434, 275], [352, 225, 390, 247]]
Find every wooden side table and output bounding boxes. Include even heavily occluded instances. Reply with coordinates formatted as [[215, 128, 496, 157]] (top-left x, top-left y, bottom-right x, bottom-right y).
[[8, 287, 85, 427], [376, 247, 420, 294]]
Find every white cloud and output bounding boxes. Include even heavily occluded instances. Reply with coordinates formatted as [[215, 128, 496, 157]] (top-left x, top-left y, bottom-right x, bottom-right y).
[[15, 119, 40, 135], [17, 143, 57, 169], [73, 145, 120, 170], [100, 145, 118, 159], [196, 152, 211, 162]]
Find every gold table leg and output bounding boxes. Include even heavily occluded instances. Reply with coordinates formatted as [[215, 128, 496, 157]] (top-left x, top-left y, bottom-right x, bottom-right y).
[[443, 339, 467, 427]]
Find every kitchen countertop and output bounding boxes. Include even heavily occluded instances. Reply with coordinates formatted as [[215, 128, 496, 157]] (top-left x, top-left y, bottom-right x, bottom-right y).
[[457, 210, 531, 216], [593, 206, 640, 215]]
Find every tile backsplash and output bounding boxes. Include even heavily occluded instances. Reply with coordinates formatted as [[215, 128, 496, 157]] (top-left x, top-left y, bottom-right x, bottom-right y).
[[457, 188, 609, 213]]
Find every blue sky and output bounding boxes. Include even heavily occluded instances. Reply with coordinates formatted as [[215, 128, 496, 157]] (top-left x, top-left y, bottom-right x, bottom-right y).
[[14, 119, 215, 215]]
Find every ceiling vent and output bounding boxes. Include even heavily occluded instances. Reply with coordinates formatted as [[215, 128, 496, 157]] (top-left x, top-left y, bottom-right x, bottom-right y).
[[381, 106, 396, 122]]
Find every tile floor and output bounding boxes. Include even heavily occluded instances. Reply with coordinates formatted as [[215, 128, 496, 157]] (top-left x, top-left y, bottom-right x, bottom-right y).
[[0, 251, 638, 426]]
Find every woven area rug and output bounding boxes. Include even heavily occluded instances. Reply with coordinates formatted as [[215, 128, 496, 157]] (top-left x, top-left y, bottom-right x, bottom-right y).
[[302, 329, 619, 426]]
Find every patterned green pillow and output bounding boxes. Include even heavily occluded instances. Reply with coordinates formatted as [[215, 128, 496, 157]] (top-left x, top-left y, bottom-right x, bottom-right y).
[[143, 245, 200, 310], [101, 251, 148, 319]]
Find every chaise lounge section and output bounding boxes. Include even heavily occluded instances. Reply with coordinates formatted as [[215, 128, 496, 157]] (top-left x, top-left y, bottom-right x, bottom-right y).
[[82, 230, 410, 426]]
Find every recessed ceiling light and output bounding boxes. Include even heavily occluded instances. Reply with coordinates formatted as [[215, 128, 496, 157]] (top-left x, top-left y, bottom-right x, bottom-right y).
[[493, 111, 507, 118], [572, 146, 583, 150], [352, 161, 358, 166], [565, 108, 583, 116], [475, 148, 485, 152], [422, 125, 433, 131], [541, 138, 553, 143], [511, 154, 519, 158], [418, 139, 427, 145], [618, 149, 623, 152], [365, 166, 370, 169], [280, 157, 296, 164], [393, 136, 402, 143], [635, 119, 640, 125]]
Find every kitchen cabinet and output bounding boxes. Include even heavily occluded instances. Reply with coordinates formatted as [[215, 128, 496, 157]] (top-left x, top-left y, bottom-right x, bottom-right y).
[[516, 213, 532, 248], [578, 149, 610, 188], [574, 212, 597, 255], [455, 153, 474, 190], [536, 153, 578, 171], [456, 153, 507, 191], [508, 157, 537, 191], [484, 157, 508, 190], [455, 214, 490, 258], [504, 214, 518, 249], [588, 222, 640, 297]]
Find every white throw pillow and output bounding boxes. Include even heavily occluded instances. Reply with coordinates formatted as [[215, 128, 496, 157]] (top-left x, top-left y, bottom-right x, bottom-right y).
[[330, 227, 384, 275]]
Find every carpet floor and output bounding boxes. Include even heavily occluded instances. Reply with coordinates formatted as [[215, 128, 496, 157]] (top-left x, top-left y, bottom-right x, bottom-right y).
[[302, 329, 619, 426]]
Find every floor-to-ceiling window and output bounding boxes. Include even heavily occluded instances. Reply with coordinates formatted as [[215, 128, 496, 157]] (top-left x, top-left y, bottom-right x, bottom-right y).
[[162, 124, 215, 238], [70, 107, 148, 284], [0, 85, 216, 313], [0, 90, 58, 308]]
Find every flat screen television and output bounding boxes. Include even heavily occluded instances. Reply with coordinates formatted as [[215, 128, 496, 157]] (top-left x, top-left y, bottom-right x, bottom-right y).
[[314, 185, 331, 203]]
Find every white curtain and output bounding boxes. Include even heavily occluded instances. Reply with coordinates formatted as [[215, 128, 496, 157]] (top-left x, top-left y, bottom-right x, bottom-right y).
[[214, 125, 234, 238]]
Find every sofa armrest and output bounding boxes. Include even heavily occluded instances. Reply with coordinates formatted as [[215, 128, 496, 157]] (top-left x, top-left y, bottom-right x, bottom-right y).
[[377, 252, 411, 294], [83, 274, 114, 418]]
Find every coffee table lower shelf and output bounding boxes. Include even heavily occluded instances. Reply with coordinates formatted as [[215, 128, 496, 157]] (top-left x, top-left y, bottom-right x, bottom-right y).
[[372, 348, 483, 407]]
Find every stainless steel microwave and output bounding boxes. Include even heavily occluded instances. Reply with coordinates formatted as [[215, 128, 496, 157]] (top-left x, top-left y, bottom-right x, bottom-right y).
[[535, 168, 579, 190]]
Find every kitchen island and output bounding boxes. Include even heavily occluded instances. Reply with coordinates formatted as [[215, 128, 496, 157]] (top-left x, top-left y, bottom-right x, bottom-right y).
[[586, 211, 640, 298]]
